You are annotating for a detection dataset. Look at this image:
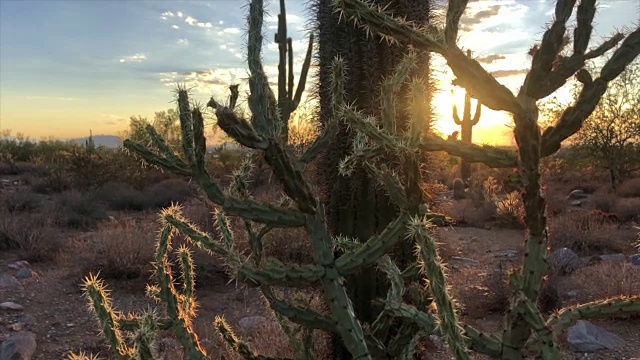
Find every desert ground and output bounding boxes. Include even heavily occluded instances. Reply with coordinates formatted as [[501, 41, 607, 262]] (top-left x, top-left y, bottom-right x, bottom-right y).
[[0, 146, 639, 360]]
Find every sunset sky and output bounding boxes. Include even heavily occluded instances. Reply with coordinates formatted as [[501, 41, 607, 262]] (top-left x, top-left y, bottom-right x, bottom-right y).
[[0, 0, 637, 145]]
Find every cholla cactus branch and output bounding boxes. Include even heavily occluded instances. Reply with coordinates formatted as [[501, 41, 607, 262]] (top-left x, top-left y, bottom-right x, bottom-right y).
[[123, 140, 192, 176], [523, 0, 577, 98], [573, 0, 595, 55], [412, 216, 470, 360], [335, 214, 409, 275], [238, 259, 326, 286], [210, 106, 269, 150], [444, 0, 469, 44], [419, 134, 518, 167], [177, 88, 196, 166], [82, 274, 131, 358], [247, 0, 277, 137]]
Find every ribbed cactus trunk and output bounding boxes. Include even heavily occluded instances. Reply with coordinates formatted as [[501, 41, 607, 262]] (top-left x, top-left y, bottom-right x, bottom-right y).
[[314, 0, 432, 358]]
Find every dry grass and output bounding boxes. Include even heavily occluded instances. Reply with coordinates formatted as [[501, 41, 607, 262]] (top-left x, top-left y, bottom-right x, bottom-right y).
[[0, 211, 65, 262], [547, 210, 627, 255], [614, 197, 640, 222], [70, 218, 159, 279], [560, 261, 640, 304], [617, 177, 640, 198]]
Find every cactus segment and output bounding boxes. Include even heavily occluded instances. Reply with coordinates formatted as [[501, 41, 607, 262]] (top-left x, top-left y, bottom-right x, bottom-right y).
[[335, 214, 408, 275], [412, 217, 470, 360]]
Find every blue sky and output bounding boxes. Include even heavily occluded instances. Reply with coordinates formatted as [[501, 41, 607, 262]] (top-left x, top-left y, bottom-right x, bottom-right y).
[[0, 0, 638, 143]]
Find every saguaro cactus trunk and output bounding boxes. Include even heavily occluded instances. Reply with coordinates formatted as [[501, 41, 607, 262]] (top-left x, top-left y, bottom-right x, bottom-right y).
[[313, 0, 432, 358]]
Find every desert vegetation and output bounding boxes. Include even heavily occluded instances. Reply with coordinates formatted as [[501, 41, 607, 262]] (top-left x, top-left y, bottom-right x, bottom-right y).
[[0, 0, 639, 359]]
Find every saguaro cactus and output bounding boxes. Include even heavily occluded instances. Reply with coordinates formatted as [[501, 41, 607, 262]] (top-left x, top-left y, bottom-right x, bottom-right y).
[[452, 50, 482, 182]]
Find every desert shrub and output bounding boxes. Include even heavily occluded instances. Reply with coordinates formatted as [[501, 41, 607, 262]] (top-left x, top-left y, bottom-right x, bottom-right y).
[[590, 190, 617, 213], [548, 211, 624, 255], [30, 160, 72, 194], [51, 190, 108, 229], [142, 178, 194, 209], [74, 219, 158, 279], [614, 197, 640, 222], [0, 211, 64, 262], [617, 177, 640, 198], [562, 261, 640, 302], [217, 148, 244, 170], [94, 182, 146, 211], [3, 191, 43, 212], [494, 191, 525, 228]]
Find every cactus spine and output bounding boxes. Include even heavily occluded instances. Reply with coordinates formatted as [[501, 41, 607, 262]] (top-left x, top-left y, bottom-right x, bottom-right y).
[[72, 0, 640, 359], [452, 50, 482, 182]]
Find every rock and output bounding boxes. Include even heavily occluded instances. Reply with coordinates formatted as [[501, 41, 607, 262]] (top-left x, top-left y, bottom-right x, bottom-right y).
[[238, 315, 268, 330], [628, 254, 640, 266], [16, 314, 35, 326], [14, 268, 33, 280], [0, 275, 22, 291], [548, 248, 583, 275], [7, 261, 29, 271], [449, 256, 479, 266], [9, 323, 25, 332], [428, 334, 444, 349], [570, 200, 583, 207], [567, 320, 623, 353], [494, 250, 518, 259], [0, 302, 24, 311], [599, 254, 626, 262], [567, 189, 589, 200], [0, 331, 37, 360]]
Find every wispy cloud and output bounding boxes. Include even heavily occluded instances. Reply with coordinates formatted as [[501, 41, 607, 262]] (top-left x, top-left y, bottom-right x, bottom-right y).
[[172, 24, 180, 29], [177, 38, 189, 46], [490, 69, 529, 78], [119, 53, 147, 63], [477, 54, 506, 64], [26, 96, 79, 101]]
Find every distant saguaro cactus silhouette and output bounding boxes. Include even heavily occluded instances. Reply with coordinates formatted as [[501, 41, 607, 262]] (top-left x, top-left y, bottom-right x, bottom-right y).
[[452, 50, 482, 182]]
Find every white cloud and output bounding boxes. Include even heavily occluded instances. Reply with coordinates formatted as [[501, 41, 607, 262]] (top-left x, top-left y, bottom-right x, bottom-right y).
[[185, 16, 197, 25], [177, 38, 189, 46], [177, 11, 183, 18], [172, 25, 180, 29], [119, 53, 147, 63], [160, 11, 175, 20], [197, 22, 213, 28], [221, 27, 241, 34]]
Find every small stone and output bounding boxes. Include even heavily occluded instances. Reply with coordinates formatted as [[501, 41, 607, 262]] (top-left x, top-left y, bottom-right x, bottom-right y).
[[17, 314, 36, 325], [15, 268, 33, 279], [449, 256, 479, 266], [0, 331, 37, 360], [0, 274, 22, 290], [570, 200, 582, 207], [9, 323, 25, 331], [567, 320, 623, 352], [567, 189, 589, 200], [0, 302, 24, 311], [628, 254, 640, 266], [495, 250, 518, 259], [7, 261, 30, 271], [598, 254, 625, 262], [566, 291, 577, 298], [66, 323, 74, 328]]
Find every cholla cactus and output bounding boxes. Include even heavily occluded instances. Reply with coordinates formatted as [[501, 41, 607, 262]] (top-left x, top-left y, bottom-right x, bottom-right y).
[[73, 0, 640, 359]]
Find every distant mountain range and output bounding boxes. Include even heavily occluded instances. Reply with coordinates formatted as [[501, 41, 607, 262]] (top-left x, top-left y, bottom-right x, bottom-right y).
[[68, 135, 242, 152], [69, 135, 121, 148]]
